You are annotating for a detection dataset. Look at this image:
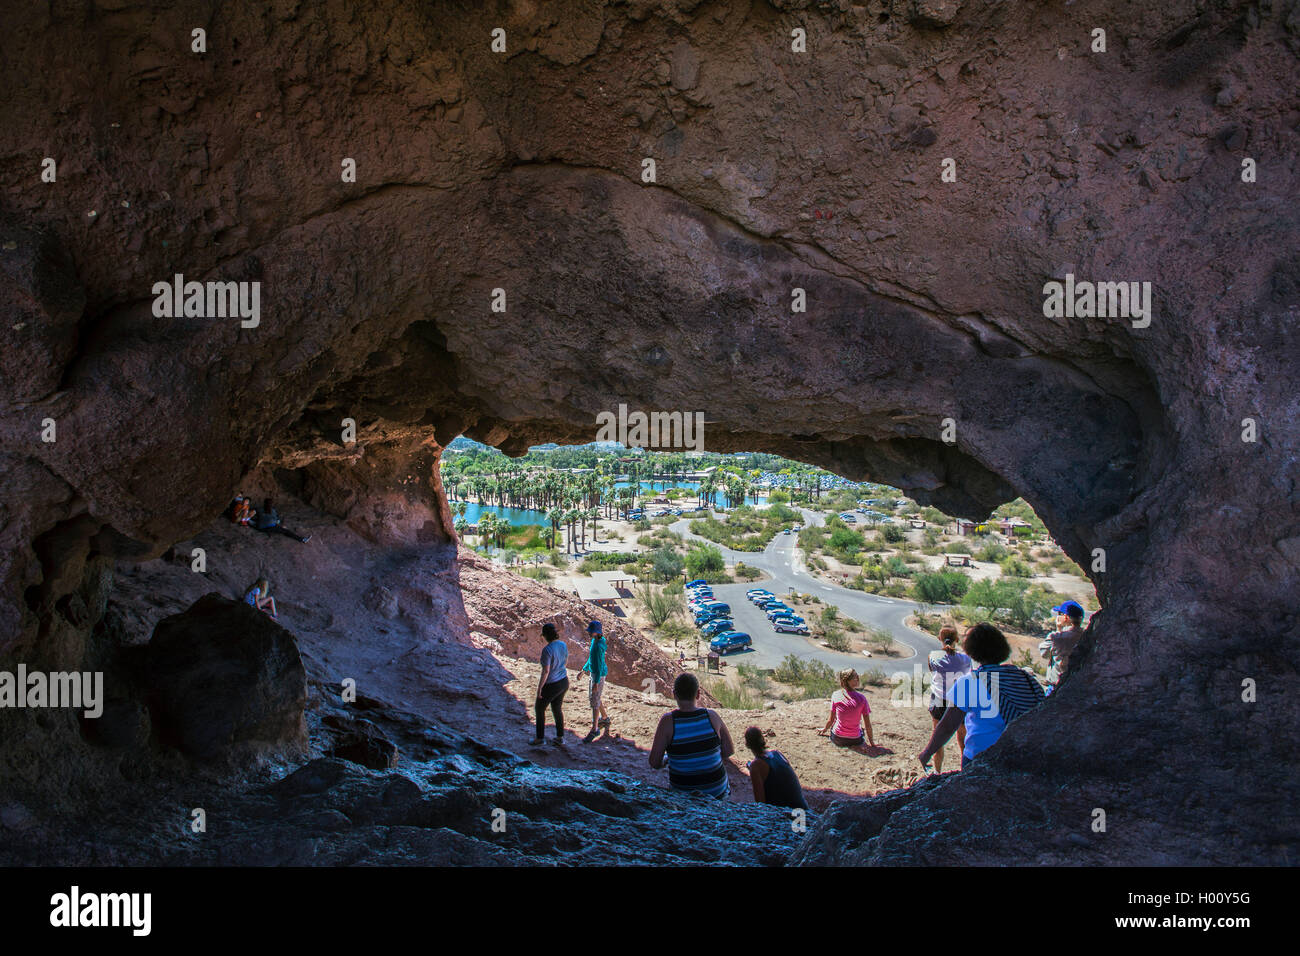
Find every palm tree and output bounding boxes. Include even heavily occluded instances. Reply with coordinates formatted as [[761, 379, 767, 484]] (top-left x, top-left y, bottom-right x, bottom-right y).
[[476, 512, 497, 551], [545, 506, 563, 549]]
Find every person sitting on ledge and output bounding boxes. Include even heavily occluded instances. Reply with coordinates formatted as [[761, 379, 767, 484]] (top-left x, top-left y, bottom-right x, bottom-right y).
[[743, 726, 809, 812], [252, 498, 311, 543], [243, 577, 278, 620], [818, 667, 875, 751], [227, 494, 254, 526], [919, 622, 1046, 772], [648, 672, 734, 799]]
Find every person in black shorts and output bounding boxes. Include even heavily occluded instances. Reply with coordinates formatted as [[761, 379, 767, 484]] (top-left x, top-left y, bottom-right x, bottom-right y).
[[925, 626, 971, 773]]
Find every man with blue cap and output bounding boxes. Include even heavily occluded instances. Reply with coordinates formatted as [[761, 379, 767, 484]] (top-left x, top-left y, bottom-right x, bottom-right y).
[[1039, 600, 1086, 690], [580, 620, 610, 742]]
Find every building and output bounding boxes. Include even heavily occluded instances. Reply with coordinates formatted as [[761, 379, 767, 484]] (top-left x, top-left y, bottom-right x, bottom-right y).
[[945, 553, 972, 568], [955, 518, 976, 536], [568, 571, 638, 609]]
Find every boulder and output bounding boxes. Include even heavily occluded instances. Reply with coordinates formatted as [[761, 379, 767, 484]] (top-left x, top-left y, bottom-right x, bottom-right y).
[[136, 594, 308, 763]]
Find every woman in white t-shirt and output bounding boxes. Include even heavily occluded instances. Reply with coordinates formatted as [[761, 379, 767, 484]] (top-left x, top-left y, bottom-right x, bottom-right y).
[[925, 626, 971, 773]]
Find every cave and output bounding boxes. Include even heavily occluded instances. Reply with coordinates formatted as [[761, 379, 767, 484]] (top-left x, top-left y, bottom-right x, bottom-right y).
[[0, 0, 1297, 868]]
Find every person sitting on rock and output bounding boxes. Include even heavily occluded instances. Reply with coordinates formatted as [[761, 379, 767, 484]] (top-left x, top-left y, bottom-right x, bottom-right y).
[[818, 668, 875, 751], [227, 494, 254, 526], [648, 672, 734, 799], [580, 620, 610, 742], [243, 577, 278, 620], [919, 622, 1046, 771], [743, 726, 809, 812], [252, 497, 311, 543], [532, 622, 569, 749]]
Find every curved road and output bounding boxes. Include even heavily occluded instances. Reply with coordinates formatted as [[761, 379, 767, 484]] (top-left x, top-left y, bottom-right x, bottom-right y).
[[668, 507, 941, 674]]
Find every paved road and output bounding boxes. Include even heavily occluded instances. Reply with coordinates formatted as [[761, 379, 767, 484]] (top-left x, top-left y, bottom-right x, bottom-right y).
[[669, 507, 941, 674]]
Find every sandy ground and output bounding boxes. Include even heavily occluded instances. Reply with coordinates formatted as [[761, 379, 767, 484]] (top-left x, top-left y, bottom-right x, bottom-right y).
[[454, 653, 946, 811]]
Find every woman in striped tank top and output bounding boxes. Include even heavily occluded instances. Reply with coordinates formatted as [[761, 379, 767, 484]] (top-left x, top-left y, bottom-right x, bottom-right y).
[[648, 672, 735, 799]]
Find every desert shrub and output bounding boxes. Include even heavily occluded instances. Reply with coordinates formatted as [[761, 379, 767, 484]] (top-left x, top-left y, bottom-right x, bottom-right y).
[[881, 524, 905, 543], [685, 542, 726, 578], [710, 679, 758, 710], [637, 583, 684, 627], [652, 546, 685, 582], [912, 571, 971, 604], [773, 655, 838, 699]]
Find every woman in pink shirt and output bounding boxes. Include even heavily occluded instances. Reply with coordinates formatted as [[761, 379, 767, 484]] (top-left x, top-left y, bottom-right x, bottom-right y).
[[819, 668, 875, 750]]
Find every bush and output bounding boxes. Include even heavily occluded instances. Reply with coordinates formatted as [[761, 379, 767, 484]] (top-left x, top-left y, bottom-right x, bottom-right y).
[[860, 668, 892, 688], [864, 625, 894, 652], [652, 546, 685, 582], [773, 655, 838, 699], [975, 542, 1009, 563], [828, 526, 865, 559], [911, 571, 971, 604], [578, 551, 639, 573], [637, 583, 684, 627], [999, 556, 1034, 578], [823, 628, 851, 652], [684, 542, 727, 581], [881, 524, 905, 543], [734, 562, 762, 580], [710, 679, 758, 710]]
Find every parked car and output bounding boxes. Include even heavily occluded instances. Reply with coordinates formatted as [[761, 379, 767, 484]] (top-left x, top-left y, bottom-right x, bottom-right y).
[[695, 609, 726, 626], [685, 579, 709, 589], [703, 602, 731, 616], [710, 632, 752, 655], [755, 595, 785, 609], [747, 590, 773, 602], [772, 618, 810, 635], [765, 604, 793, 620], [771, 613, 806, 627], [700, 619, 735, 637]]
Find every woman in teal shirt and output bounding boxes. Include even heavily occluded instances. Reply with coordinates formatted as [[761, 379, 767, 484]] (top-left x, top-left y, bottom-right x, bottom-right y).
[[581, 620, 610, 741]]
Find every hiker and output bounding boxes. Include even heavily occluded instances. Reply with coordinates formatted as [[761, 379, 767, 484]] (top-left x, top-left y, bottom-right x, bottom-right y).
[[926, 626, 972, 773], [252, 498, 311, 543], [743, 727, 809, 811], [919, 622, 1046, 771], [580, 620, 610, 742], [227, 494, 254, 526], [243, 577, 278, 620], [648, 672, 734, 799], [532, 622, 569, 748], [1039, 600, 1086, 690], [818, 667, 875, 750]]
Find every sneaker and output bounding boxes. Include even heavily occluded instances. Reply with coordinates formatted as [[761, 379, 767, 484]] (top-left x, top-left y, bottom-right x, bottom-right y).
[[583, 729, 599, 743], [598, 717, 611, 730], [528, 737, 546, 748], [551, 736, 566, 749]]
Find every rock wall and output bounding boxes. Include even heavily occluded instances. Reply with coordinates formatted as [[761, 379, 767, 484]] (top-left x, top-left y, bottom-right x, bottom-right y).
[[0, 0, 1297, 863]]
